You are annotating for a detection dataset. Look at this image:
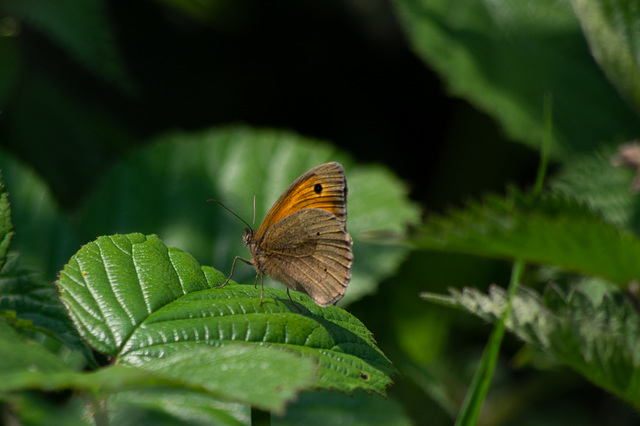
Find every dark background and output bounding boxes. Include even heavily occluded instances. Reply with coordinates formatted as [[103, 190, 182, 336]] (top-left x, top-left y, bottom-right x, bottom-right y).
[[1, 0, 538, 212]]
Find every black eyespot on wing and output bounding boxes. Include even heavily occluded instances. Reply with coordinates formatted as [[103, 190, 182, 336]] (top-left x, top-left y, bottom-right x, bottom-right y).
[[314, 183, 323, 193]]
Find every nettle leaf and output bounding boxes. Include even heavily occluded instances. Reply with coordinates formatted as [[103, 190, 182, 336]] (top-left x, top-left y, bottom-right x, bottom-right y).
[[550, 148, 640, 231], [0, 172, 15, 271], [423, 284, 640, 409], [393, 0, 640, 156], [76, 126, 420, 306], [55, 233, 394, 413], [414, 189, 640, 286]]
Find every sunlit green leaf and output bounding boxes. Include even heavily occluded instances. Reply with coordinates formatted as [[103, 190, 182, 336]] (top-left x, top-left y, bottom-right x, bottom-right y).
[[55, 233, 395, 412]]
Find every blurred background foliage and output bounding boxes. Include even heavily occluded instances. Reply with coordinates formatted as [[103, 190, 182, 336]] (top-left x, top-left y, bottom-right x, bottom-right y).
[[2, 0, 640, 424]]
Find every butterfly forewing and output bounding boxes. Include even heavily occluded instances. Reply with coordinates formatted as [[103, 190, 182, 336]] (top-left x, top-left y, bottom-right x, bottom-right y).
[[238, 161, 352, 307], [254, 162, 347, 240]]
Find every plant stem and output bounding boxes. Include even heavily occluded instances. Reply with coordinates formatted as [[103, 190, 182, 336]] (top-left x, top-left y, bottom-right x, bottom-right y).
[[454, 260, 524, 426], [534, 93, 553, 194]]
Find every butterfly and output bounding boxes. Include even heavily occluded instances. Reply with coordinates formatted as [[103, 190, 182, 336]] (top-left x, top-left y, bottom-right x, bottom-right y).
[[214, 162, 353, 307]]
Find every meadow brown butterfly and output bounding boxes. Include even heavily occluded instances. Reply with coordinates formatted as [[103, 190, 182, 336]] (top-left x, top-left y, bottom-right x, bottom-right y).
[[216, 162, 353, 307]]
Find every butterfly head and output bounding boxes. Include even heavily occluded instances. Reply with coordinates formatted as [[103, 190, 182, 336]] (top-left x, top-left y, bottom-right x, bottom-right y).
[[242, 228, 254, 247]]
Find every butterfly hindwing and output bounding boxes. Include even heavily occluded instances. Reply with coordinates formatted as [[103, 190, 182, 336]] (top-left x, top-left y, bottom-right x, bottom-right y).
[[252, 208, 352, 306]]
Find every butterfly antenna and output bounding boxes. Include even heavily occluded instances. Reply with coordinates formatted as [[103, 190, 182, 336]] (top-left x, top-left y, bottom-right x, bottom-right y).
[[252, 195, 257, 229], [207, 199, 253, 230]]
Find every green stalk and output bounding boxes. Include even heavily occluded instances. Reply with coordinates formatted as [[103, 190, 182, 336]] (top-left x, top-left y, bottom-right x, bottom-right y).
[[455, 95, 552, 425]]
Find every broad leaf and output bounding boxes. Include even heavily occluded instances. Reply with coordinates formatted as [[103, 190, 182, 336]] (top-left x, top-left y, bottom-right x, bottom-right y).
[[0, 172, 14, 271], [0, 319, 69, 376], [570, 0, 640, 113], [109, 388, 248, 426], [56, 233, 395, 412], [393, 0, 640, 156], [276, 390, 412, 426], [0, 330, 315, 416], [414, 189, 640, 286], [0, 149, 82, 281], [7, 393, 89, 426], [136, 344, 316, 415], [0, 265, 91, 364], [423, 283, 640, 409]]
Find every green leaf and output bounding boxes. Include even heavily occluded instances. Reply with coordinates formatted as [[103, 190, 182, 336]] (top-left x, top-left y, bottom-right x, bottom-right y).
[[55, 233, 395, 412], [0, 345, 310, 416], [56, 233, 212, 355], [0, 149, 85, 282], [550, 148, 640, 231], [77, 126, 421, 306], [277, 390, 413, 426], [109, 388, 248, 426], [0, 341, 311, 417], [8, 393, 89, 426], [0, 363, 149, 394], [0, 319, 70, 377], [0, 171, 15, 271], [136, 343, 316, 415], [0, 264, 91, 365], [413, 189, 640, 286], [0, 0, 132, 92], [392, 0, 640, 156], [570, 0, 640, 114], [423, 283, 640, 409]]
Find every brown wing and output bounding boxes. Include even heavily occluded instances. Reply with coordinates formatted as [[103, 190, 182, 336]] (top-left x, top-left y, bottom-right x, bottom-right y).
[[250, 208, 352, 306], [254, 162, 347, 240]]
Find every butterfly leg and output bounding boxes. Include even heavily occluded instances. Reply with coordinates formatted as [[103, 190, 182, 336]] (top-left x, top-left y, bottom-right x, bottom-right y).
[[215, 256, 252, 289], [257, 273, 264, 306], [286, 288, 302, 312]]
